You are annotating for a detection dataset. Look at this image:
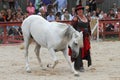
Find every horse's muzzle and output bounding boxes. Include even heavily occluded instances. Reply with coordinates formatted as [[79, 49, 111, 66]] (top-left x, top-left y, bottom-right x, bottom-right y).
[[71, 51, 79, 58]]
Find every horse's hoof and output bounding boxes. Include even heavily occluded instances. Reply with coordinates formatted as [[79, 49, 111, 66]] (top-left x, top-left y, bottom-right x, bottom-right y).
[[26, 68, 31, 73], [41, 67, 47, 70], [74, 73, 79, 77], [26, 70, 31, 73], [47, 64, 52, 68]]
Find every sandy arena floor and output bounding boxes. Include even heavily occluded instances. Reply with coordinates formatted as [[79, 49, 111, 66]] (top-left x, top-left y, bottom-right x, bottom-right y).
[[0, 41, 120, 80]]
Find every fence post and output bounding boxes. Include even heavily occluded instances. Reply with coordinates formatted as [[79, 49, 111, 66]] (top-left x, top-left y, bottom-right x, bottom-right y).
[[3, 25, 7, 44]]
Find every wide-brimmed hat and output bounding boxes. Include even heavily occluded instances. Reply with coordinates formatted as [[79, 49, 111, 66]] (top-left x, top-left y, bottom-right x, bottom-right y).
[[75, 4, 84, 12]]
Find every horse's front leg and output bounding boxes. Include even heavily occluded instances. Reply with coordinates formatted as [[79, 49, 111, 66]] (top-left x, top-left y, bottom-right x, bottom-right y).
[[62, 47, 79, 76], [47, 48, 58, 68]]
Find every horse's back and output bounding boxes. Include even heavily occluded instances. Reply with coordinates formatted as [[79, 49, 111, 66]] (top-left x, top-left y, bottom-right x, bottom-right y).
[[21, 15, 49, 36]]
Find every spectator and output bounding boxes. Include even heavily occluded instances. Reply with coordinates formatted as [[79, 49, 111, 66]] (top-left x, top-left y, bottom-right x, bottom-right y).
[[38, 7, 46, 18], [42, 0, 52, 6], [0, 12, 4, 22], [26, 2, 35, 15], [39, 3, 47, 14], [47, 4, 55, 15], [16, 6, 23, 15], [8, 0, 15, 9], [112, 2, 118, 14], [0, 10, 6, 21], [46, 11, 55, 21], [16, 12, 23, 22], [89, 0, 97, 12], [117, 8, 120, 19], [27, 0, 35, 6], [107, 9, 116, 19], [10, 14, 17, 22], [61, 8, 72, 20], [2, 0, 8, 10], [91, 11, 97, 19], [6, 9, 12, 21], [55, 12, 61, 21], [23, 13, 29, 19], [53, 0, 67, 13], [71, 7, 76, 18], [14, 0, 19, 11], [34, 0, 41, 13], [98, 10, 104, 19]]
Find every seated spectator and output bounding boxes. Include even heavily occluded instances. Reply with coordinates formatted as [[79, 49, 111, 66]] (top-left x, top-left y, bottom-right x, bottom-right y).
[[91, 11, 97, 19], [23, 13, 29, 19], [61, 8, 72, 20], [103, 13, 109, 19], [39, 3, 47, 14], [107, 9, 116, 19], [38, 6, 47, 18], [0, 10, 6, 21], [6, 9, 12, 21], [71, 7, 76, 18], [46, 11, 55, 21], [0, 12, 5, 22], [10, 14, 17, 22], [99, 10, 104, 20], [116, 8, 120, 19], [26, 2, 35, 15], [16, 6, 23, 15], [16, 12, 24, 22], [55, 12, 61, 21]]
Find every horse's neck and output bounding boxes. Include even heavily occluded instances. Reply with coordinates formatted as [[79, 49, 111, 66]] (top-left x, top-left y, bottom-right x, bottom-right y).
[[50, 22, 69, 36]]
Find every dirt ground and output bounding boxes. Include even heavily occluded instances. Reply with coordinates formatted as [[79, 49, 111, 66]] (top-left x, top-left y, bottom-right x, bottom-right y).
[[0, 41, 120, 80]]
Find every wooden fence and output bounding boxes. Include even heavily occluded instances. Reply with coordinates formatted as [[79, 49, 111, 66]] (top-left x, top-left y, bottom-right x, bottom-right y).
[[0, 22, 23, 44], [0, 19, 120, 44], [99, 19, 120, 40], [0, 21, 73, 44]]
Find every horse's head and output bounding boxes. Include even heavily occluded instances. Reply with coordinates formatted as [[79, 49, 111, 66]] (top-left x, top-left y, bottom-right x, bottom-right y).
[[69, 31, 83, 58]]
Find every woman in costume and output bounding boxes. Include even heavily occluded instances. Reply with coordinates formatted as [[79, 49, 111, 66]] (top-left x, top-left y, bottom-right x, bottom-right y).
[[72, 4, 92, 72]]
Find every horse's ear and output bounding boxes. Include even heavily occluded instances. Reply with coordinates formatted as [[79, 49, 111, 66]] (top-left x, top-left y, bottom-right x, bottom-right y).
[[79, 31, 83, 36], [80, 31, 83, 34]]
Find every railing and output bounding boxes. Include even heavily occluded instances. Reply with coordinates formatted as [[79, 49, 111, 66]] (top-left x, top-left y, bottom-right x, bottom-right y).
[[0, 19, 120, 44], [0, 21, 73, 44], [99, 19, 120, 40], [0, 22, 23, 44]]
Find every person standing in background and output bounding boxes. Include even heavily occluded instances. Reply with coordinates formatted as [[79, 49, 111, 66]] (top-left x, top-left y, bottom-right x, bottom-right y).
[[8, 0, 15, 9], [89, 0, 97, 12], [42, 0, 52, 6], [53, 0, 67, 13]]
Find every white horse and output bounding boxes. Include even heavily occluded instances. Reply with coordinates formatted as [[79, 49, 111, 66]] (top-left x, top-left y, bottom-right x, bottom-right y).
[[21, 15, 83, 76]]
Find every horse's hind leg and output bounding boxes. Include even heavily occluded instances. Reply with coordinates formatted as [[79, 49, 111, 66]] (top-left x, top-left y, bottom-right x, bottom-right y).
[[34, 43, 46, 70], [24, 35, 31, 73]]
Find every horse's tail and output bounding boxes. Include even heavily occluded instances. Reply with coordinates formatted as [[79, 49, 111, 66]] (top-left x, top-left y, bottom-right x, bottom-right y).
[[21, 16, 33, 37]]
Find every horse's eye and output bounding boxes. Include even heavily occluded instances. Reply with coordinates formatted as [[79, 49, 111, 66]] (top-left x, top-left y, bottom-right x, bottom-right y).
[[74, 42, 78, 46]]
